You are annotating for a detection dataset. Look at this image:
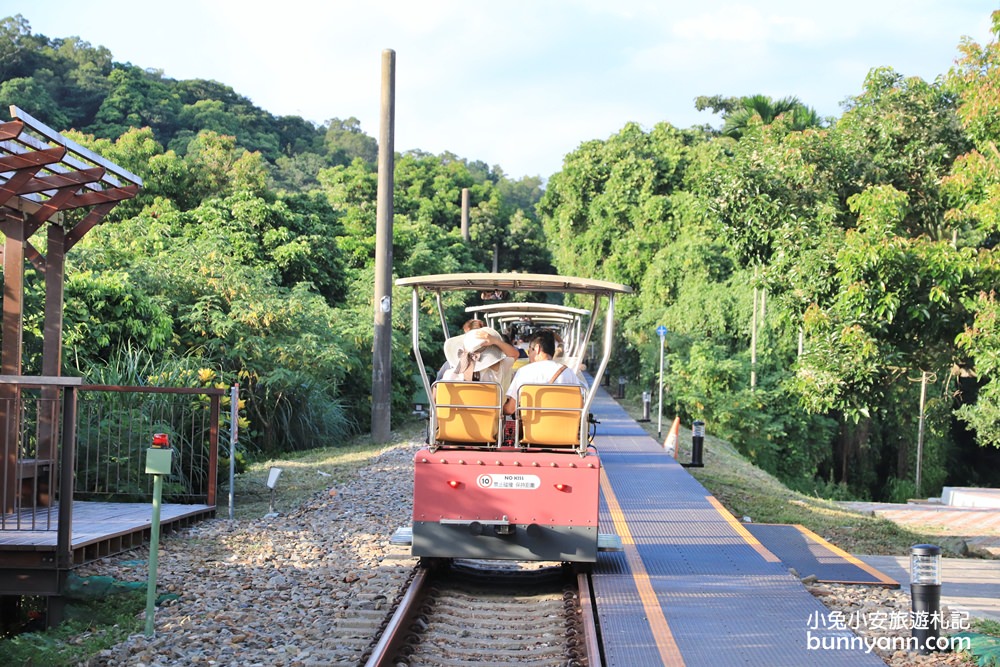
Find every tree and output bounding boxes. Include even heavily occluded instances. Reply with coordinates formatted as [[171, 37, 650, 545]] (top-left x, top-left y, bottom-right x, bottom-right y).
[[0, 74, 69, 128], [88, 65, 181, 141], [697, 94, 823, 139], [324, 117, 378, 166], [834, 67, 970, 240], [942, 11, 1000, 447], [0, 15, 46, 83], [955, 293, 1000, 448]]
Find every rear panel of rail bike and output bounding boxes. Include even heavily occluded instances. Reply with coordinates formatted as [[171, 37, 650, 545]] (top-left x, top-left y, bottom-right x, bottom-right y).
[[411, 447, 601, 562]]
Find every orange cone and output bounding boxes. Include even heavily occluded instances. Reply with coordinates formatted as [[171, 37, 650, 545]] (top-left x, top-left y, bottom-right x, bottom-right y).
[[663, 416, 680, 458]]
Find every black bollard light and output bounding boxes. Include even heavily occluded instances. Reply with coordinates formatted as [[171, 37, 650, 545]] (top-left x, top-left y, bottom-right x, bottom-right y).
[[617, 376, 626, 399], [683, 420, 705, 468], [640, 391, 651, 422], [910, 544, 942, 655]]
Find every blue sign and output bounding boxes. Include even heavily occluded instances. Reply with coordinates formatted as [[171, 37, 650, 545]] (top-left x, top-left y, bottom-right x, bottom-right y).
[[656, 325, 668, 338]]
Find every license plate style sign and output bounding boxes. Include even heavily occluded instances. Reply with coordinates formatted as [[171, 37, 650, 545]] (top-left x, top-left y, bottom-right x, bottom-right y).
[[477, 473, 541, 490]]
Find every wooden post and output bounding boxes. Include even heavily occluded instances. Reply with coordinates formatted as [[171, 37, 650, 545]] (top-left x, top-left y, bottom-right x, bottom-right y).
[[38, 222, 66, 468], [1, 216, 25, 514], [371, 49, 396, 444]]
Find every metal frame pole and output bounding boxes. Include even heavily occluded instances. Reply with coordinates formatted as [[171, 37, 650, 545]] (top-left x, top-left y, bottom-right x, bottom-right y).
[[229, 383, 238, 520], [657, 334, 664, 440]]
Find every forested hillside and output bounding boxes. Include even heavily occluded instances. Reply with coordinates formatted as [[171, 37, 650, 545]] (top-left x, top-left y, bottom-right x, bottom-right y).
[[2, 12, 999, 501]]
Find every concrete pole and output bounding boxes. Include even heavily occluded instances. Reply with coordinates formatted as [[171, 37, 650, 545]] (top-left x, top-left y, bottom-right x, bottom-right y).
[[915, 371, 928, 497], [750, 286, 758, 390], [371, 49, 395, 443], [461, 187, 470, 241]]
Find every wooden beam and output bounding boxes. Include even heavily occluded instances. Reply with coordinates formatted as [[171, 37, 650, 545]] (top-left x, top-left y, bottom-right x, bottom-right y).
[[0, 146, 66, 173], [64, 184, 140, 209], [10, 106, 142, 186], [23, 242, 45, 273], [65, 202, 116, 251], [16, 166, 106, 196], [0, 119, 24, 141], [0, 147, 66, 209], [22, 189, 75, 239], [0, 170, 43, 208]]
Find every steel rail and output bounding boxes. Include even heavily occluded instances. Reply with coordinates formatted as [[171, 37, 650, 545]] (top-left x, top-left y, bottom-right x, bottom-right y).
[[578, 572, 604, 667], [364, 566, 430, 667]]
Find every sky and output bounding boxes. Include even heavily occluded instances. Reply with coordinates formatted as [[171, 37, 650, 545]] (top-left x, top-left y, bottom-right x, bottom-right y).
[[5, 1, 998, 180]]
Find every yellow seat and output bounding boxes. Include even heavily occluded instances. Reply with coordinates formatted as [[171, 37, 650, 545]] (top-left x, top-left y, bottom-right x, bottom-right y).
[[517, 383, 584, 447], [433, 381, 503, 446]]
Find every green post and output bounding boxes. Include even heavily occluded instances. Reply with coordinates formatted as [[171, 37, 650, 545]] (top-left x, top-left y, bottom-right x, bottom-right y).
[[144, 434, 172, 637], [145, 472, 163, 637]]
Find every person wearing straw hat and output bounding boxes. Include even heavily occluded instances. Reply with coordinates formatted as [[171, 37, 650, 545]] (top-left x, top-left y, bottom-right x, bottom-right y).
[[436, 319, 484, 380], [441, 327, 518, 391]]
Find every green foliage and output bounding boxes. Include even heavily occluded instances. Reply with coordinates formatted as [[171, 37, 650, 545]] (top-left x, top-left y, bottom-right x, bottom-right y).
[[0, 591, 144, 666], [324, 117, 377, 166], [0, 74, 69, 128], [835, 67, 970, 240], [718, 94, 823, 139], [62, 270, 173, 362], [956, 292, 1000, 448]]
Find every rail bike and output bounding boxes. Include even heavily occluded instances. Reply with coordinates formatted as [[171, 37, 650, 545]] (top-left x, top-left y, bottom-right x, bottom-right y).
[[392, 272, 632, 566]]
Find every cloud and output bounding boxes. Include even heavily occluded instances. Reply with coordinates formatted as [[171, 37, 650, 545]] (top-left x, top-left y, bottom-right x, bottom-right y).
[[671, 5, 822, 45]]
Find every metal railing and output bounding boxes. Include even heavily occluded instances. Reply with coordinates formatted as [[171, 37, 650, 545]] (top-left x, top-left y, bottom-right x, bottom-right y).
[[75, 385, 223, 505], [0, 378, 224, 542]]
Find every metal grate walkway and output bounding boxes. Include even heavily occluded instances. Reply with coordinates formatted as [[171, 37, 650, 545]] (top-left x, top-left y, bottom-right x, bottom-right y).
[[589, 388, 887, 666]]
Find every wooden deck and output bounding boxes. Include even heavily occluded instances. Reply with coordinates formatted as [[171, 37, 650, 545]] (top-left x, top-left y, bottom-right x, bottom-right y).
[[0, 501, 214, 596]]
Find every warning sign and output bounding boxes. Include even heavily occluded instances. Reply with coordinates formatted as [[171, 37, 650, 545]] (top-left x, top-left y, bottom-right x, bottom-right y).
[[477, 473, 541, 490]]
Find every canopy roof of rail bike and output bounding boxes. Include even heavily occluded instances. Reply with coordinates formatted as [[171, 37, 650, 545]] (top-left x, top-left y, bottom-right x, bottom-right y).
[[396, 272, 633, 297]]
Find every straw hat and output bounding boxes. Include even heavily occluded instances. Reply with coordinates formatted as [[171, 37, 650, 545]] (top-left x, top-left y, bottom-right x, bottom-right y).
[[444, 327, 505, 375]]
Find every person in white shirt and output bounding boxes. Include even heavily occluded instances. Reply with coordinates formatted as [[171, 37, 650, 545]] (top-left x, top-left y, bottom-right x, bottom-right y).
[[503, 330, 580, 415]]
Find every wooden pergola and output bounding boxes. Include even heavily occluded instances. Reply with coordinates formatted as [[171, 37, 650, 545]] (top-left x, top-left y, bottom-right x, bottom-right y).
[[0, 105, 142, 514]]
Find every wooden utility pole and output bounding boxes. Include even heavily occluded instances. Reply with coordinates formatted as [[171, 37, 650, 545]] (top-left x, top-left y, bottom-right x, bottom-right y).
[[371, 49, 395, 443]]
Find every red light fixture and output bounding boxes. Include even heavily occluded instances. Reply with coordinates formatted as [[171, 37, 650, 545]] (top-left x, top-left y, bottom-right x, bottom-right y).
[[555, 483, 569, 492], [152, 433, 169, 448], [448, 480, 460, 488]]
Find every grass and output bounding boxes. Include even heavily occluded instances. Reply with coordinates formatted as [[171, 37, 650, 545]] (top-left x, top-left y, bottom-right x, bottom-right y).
[[618, 395, 970, 556], [0, 418, 425, 665], [1, 592, 145, 667], [973, 619, 1000, 636]]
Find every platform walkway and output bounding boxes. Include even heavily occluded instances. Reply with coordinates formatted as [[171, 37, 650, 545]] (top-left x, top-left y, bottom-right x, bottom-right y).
[[589, 387, 886, 666]]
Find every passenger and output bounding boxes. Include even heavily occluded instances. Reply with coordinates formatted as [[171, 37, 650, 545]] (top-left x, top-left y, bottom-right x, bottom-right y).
[[440, 327, 518, 392], [512, 336, 530, 359], [436, 318, 485, 380], [503, 330, 580, 415]]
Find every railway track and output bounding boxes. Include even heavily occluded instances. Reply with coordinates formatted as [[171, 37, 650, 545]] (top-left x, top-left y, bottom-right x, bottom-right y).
[[364, 560, 600, 666]]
